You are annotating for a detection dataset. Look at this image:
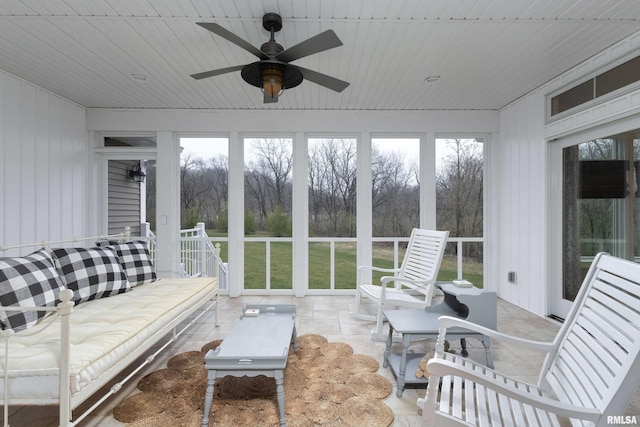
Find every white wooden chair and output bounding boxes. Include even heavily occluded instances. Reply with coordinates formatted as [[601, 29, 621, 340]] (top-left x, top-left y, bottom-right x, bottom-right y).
[[420, 252, 640, 426], [351, 228, 449, 339]]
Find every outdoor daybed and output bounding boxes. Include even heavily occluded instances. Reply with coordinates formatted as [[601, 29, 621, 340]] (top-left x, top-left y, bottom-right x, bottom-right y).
[[0, 232, 220, 427]]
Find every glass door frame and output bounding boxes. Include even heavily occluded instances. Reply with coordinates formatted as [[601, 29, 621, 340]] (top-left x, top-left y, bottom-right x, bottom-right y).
[[547, 115, 640, 319]]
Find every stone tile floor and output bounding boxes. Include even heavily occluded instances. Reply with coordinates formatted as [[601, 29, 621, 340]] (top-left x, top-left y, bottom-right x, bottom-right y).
[[4, 294, 640, 426]]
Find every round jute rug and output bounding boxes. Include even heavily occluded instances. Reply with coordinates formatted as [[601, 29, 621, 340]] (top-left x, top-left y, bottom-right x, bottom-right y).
[[113, 334, 394, 426]]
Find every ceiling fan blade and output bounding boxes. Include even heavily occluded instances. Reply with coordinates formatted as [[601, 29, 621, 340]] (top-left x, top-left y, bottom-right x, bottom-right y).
[[276, 30, 343, 63], [264, 93, 279, 104], [294, 66, 350, 93], [196, 22, 268, 60], [190, 65, 245, 80]]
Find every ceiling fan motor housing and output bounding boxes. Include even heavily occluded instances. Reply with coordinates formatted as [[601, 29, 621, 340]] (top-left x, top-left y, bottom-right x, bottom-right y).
[[262, 13, 283, 32], [261, 41, 284, 57]]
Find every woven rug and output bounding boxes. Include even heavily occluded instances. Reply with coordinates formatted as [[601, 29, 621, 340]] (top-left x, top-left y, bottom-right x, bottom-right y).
[[113, 334, 394, 426]]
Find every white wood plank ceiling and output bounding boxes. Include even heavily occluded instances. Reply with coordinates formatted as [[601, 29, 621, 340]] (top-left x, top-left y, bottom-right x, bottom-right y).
[[0, 0, 638, 110]]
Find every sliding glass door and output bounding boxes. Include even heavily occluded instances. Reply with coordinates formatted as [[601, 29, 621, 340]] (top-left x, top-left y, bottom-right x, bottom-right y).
[[557, 129, 639, 317]]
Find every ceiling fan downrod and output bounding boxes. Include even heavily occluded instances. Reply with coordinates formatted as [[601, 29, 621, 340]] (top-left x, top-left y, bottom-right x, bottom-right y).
[[261, 13, 284, 58]]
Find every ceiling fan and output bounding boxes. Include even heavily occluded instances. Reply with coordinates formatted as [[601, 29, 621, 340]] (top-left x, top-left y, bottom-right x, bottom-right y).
[[191, 13, 350, 103]]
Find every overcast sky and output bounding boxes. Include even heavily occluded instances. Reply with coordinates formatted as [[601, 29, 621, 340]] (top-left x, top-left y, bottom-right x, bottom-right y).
[[179, 137, 469, 170]]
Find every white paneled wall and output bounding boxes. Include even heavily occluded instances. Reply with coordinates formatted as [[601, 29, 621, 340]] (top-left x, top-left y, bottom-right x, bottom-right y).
[[497, 91, 548, 316], [0, 70, 88, 254], [497, 29, 640, 317]]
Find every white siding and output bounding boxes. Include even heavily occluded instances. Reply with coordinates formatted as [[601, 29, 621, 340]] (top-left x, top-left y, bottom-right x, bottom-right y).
[[497, 31, 640, 317], [496, 91, 548, 316], [0, 70, 88, 254], [107, 160, 141, 236]]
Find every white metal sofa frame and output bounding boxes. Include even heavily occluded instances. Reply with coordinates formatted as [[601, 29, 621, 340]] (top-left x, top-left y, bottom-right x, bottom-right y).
[[0, 230, 221, 427], [351, 228, 449, 339], [421, 252, 640, 426]]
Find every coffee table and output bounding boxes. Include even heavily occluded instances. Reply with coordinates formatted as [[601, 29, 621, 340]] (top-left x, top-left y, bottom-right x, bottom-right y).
[[201, 305, 298, 427], [383, 283, 496, 397]]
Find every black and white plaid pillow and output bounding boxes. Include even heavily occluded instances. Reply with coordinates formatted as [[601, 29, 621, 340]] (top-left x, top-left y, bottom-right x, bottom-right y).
[[52, 247, 130, 304], [0, 249, 65, 332], [106, 241, 157, 286]]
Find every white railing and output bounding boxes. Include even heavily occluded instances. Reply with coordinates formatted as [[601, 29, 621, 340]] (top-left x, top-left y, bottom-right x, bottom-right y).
[[179, 223, 227, 284], [141, 222, 228, 288], [242, 235, 483, 291], [139, 224, 482, 293]]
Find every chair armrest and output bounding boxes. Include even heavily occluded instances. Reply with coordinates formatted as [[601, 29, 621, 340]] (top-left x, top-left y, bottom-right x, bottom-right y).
[[437, 316, 554, 352], [380, 277, 436, 294], [425, 358, 600, 421], [380, 276, 433, 292]]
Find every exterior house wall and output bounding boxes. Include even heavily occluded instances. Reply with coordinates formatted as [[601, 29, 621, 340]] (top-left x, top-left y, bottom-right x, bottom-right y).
[[497, 29, 640, 316], [0, 69, 89, 255], [107, 160, 142, 236], [495, 91, 548, 316]]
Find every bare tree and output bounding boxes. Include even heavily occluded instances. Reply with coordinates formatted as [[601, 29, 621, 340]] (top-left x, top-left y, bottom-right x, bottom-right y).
[[202, 155, 229, 226], [308, 146, 325, 232], [308, 139, 357, 236], [180, 154, 211, 227], [253, 138, 292, 209], [372, 148, 418, 236], [244, 138, 293, 228], [436, 139, 483, 241]]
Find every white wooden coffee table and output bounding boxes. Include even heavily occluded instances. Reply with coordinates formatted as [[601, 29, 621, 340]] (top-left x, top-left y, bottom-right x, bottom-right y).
[[201, 305, 298, 427]]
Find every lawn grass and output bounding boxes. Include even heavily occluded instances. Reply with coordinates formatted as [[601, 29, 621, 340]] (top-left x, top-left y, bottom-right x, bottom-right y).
[[308, 242, 358, 289], [240, 240, 483, 290]]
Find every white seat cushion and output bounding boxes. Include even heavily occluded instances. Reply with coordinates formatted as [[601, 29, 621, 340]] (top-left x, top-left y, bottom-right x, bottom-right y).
[[0, 277, 214, 402]]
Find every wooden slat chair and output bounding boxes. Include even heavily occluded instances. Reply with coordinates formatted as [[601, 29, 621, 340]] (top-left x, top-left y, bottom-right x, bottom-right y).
[[351, 228, 449, 340], [421, 252, 640, 426]]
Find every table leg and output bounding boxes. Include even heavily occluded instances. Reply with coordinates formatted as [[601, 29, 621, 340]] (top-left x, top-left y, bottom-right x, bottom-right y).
[[460, 338, 468, 357], [275, 370, 286, 426], [201, 372, 216, 427], [383, 325, 393, 368], [481, 336, 493, 369], [292, 326, 299, 352], [396, 333, 410, 397]]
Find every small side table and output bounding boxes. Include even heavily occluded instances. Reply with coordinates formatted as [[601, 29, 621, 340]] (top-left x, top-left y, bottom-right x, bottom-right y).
[[201, 305, 298, 427], [383, 284, 496, 397]]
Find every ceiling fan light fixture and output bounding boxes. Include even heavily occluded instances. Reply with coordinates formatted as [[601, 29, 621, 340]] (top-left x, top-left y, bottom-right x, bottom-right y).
[[192, 13, 348, 103], [261, 63, 285, 98]]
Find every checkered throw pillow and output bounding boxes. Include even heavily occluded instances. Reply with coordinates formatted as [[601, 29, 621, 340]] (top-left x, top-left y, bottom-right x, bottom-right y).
[[0, 249, 65, 332], [106, 241, 157, 286], [52, 247, 130, 304]]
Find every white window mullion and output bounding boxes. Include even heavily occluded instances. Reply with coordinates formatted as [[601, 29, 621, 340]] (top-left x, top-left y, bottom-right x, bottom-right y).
[[265, 240, 271, 290], [292, 132, 308, 297], [421, 132, 436, 229], [228, 132, 243, 296], [357, 132, 372, 284]]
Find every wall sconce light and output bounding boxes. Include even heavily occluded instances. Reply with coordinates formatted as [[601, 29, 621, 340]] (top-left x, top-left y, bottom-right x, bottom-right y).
[[127, 164, 146, 183]]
